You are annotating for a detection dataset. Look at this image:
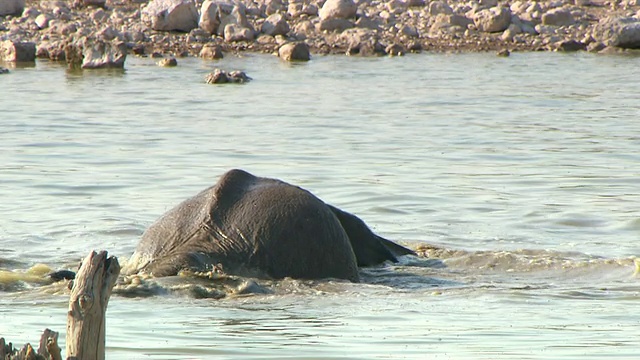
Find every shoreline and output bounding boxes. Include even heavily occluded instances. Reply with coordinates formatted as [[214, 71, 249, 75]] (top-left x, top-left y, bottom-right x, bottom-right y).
[[1, 0, 640, 67]]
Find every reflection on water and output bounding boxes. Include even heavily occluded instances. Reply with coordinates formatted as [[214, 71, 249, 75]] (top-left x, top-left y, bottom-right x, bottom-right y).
[[1, 52, 640, 359]]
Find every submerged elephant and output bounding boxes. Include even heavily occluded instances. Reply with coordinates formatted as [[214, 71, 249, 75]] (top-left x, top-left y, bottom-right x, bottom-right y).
[[125, 169, 414, 282]]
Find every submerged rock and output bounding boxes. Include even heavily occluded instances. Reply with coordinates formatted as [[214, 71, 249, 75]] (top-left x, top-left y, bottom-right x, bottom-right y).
[[158, 57, 178, 67], [81, 40, 127, 69], [205, 68, 251, 84], [278, 42, 310, 61], [200, 44, 224, 59]]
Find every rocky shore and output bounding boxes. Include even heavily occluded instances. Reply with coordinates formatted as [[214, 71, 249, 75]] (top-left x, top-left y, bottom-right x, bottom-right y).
[[1, 0, 640, 68]]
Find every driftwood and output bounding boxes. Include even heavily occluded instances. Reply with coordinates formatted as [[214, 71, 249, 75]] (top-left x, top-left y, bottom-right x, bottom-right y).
[[1, 251, 119, 360]]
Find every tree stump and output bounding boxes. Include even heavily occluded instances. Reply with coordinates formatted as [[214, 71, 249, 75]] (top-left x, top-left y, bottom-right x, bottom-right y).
[[66, 251, 120, 360], [0, 328, 60, 360]]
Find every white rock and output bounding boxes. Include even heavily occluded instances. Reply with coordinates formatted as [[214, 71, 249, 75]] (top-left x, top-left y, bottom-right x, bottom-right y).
[[474, 6, 512, 33], [199, 0, 220, 34], [142, 0, 199, 32], [223, 23, 254, 41], [82, 40, 127, 69], [0, 0, 24, 16], [319, 0, 357, 20], [35, 13, 52, 29]]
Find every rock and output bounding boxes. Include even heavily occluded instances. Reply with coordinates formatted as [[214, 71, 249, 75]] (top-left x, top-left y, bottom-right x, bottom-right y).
[[541, 8, 574, 27], [474, 6, 512, 33], [224, 23, 254, 41], [317, 18, 353, 32], [478, 0, 499, 7], [0, 67, 9, 74], [142, 0, 199, 32], [428, 1, 453, 16], [97, 25, 119, 41], [1, 40, 36, 62], [291, 20, 316, 39], [386, 0, 408, 14], [0, 0, 24, 16], [319, 0, 357, 20], [555, 39, 586, 52], [399, 24, 419, 38], [36, 41, 66, 60], [74, 0, 107, 7], [586, 41, 606, 52], [22, 6, 40, 18], [263, 0, 286, 15], [35, 13, 52, 29], [261, 13, 289, 36], [496, 49, 510, 56], [200, 44, 224, 59], [81, 40, 127, 69], [199, 0, 220, 34], [342, 28, 384, 56], [288, 2, 318, 17], [278, 42, 310, 61], [205, 69, 251, 84], [431, 13, 473, 34], [158, 57, 178, 66], [385, 43, 405, 56], [90, 8, 108, 23], [227, 70, 251, 83], [501, 23, 521, 41], [206, 69, 229, 83], [217, 5, 254, 37], [355, 15, 381, 30], [593, 17, 640, 49]]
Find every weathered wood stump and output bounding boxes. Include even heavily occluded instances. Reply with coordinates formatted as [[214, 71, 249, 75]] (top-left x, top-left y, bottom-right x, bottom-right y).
[[66, 251, 120, 360], [1, 250, 119, 360]]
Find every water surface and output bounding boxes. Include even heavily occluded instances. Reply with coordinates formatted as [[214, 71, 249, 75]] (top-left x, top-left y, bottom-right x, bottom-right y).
[[1, 52, 639, 359]]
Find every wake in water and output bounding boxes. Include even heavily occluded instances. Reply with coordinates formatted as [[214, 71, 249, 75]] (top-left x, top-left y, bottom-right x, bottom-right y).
[[1, 244, 638, 300]]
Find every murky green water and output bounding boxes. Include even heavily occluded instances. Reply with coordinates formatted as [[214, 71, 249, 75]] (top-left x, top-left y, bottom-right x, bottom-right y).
[[1, 52, 639, 359]]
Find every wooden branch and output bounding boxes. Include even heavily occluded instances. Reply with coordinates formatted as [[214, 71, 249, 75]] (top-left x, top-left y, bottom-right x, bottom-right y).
[[66, 251, 120, 360]]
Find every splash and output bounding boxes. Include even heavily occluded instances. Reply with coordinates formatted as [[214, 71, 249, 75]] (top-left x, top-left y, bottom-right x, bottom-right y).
[[0, 264, 54, 291]]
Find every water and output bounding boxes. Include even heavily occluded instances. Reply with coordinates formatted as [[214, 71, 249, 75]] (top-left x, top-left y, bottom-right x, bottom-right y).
[[1, 52, 639, 359]]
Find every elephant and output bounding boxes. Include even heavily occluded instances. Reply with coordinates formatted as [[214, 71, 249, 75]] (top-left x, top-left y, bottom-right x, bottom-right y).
[[125, 169, 415, 282]]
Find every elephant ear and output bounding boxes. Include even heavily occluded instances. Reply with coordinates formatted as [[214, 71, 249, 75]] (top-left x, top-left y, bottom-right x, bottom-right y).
[[328, 205, 415, 267]]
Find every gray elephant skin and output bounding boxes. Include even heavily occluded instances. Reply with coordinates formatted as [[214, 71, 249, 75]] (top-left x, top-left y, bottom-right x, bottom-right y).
[[127, 169, 415, 282]]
